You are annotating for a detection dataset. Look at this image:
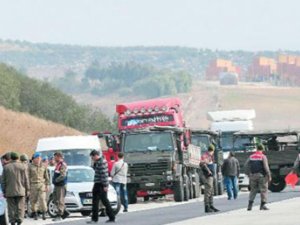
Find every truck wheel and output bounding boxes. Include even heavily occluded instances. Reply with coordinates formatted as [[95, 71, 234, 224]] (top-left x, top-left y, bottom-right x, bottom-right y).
[[128, 188, 137, 204], [188, 174, 194, 199], [183, 175, 190, 201], [218, 179, 224, 195], [213, 176, 219, 196], [268, 177, 286, 192], [174, 177, 184, 202], [193, 172, 200, 198]]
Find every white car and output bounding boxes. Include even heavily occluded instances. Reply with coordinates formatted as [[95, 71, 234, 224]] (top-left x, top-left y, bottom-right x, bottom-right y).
[[0, 164, 9, 225], [47, 166, 120, 217]]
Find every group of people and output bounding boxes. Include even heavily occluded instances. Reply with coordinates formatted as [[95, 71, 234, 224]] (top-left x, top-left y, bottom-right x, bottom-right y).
[[201, 142, 300, 213], [0, 151, 69, 225], [1, 142, 299, 224], [0, 149, 129, 225]]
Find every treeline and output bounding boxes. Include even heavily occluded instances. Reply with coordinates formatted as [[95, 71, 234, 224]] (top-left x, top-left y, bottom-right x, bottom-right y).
[[0, 63, 113, 132], [53, 62, 192, 98]]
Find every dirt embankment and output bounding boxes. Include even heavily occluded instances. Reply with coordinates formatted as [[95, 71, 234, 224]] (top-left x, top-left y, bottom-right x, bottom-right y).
[[0, 106, 81, 156]]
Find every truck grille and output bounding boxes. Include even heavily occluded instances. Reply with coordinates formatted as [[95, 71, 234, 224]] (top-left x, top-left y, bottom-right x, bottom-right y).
[[129, 161, 169, 176]]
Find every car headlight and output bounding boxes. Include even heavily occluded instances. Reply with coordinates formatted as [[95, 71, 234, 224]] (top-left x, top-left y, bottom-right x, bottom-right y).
[[66, 191, 75, 197]]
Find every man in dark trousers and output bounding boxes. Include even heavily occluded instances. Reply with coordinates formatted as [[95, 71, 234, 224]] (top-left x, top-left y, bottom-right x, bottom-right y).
[[2, 152, 29, 225], [245, 144, 271, 211], [87, 150, 115, 224], [222, 151, 240, 200], [200, 144, 220, 213]]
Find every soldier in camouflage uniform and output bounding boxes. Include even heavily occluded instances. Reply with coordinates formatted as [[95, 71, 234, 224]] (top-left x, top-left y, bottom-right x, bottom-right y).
[[52, 152, 69, 221], [245, 144, 271, 211], [200, 145, 220, 213], [29, 152, 50, 220]]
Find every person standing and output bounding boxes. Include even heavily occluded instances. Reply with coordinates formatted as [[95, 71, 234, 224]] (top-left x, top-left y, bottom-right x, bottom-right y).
[[245, 144, 271, 211], [52, 152, 69, 221], [1, 152, 11, 166], [111, 152, 129, 212], [87, 150, 115, 224], [1, 152, 29, 225], [200, 145, 220, 213], [28, 152, 50, 220], [221, 151, 240, 200]]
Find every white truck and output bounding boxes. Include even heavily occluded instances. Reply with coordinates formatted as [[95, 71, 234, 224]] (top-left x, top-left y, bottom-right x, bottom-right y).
[[207, 109, 256, 189]]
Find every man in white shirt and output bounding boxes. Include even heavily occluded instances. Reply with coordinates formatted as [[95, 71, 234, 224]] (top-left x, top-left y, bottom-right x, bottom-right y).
[[111, 152, 129, 212]]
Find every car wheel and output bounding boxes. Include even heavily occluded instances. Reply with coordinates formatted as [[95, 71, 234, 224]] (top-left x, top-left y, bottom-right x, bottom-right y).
[[112, 196, 121, 215], [81, 211, 92, 217], [47, 197, 58, 218]]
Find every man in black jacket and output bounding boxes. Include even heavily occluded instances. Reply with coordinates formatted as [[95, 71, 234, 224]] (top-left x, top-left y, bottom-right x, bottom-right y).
[[87, 150, 115, 224], [221, 152, 240, 200]]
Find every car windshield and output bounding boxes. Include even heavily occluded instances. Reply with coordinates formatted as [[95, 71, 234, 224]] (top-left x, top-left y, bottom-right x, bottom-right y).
[[41, 149, 92, 166], [124, 132, 174, 152], [51, 168, 94, 183], [191, 135, 210, 152]]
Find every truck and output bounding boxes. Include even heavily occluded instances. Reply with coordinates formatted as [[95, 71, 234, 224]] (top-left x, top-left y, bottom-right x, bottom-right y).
[[191, 129, 224, 195], [233, 130, 300, 192], [116, 97, 201, 203], [91, 132, 120, 173], [207, 109, 256, 189]]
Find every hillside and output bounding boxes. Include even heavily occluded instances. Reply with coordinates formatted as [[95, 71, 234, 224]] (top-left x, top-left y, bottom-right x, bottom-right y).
[[0, 106, 81, 156], [182, 82, 300, 130], [74, 81, 300, 131]]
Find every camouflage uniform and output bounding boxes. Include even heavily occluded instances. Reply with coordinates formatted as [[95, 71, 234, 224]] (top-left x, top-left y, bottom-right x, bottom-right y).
[[2, 159, 29, 225], [245, 147, 271, 210], [28, 163, 50, 214], [52, 160, 68, 217], [200, 146, 219, 213]]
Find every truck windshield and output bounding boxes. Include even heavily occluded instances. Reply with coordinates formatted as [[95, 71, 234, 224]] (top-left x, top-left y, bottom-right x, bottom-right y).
[[191, 135, 209, 152], [233, 137, 255, 151], [41, 149, 92, 166], [124, 132, 174, 152]]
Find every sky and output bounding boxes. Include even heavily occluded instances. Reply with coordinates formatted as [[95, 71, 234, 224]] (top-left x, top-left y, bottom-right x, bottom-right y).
[[0, 0, 300, 51]]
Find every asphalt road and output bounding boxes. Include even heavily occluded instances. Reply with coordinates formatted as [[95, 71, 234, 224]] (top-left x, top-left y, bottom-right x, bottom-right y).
[[51, 187, 300, 225]]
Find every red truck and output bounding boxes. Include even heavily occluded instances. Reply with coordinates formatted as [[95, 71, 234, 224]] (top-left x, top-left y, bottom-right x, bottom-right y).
[[116, 97, 201, 203], [91, 131, 120, 173]]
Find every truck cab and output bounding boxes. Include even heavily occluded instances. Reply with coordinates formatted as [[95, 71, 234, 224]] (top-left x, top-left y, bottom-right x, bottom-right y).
[[233, 130, 300, 192], [191, 129, 224, 195], [116, 98, 201, 202]]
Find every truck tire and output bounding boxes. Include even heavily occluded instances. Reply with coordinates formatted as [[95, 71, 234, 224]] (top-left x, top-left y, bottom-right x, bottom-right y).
[[213, 176, 218, 196], [268, 177, 286, 192], [128, 188, 137, 204], [217, 179, 224, 195], [183, 175, 190, 201], [188, 173, 194, 199], [174, 177, 184, 202], [193, 172, 201, 198]]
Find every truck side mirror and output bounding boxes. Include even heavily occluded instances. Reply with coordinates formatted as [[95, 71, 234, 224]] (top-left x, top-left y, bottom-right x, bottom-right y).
[[183, 134, 189, 147]]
